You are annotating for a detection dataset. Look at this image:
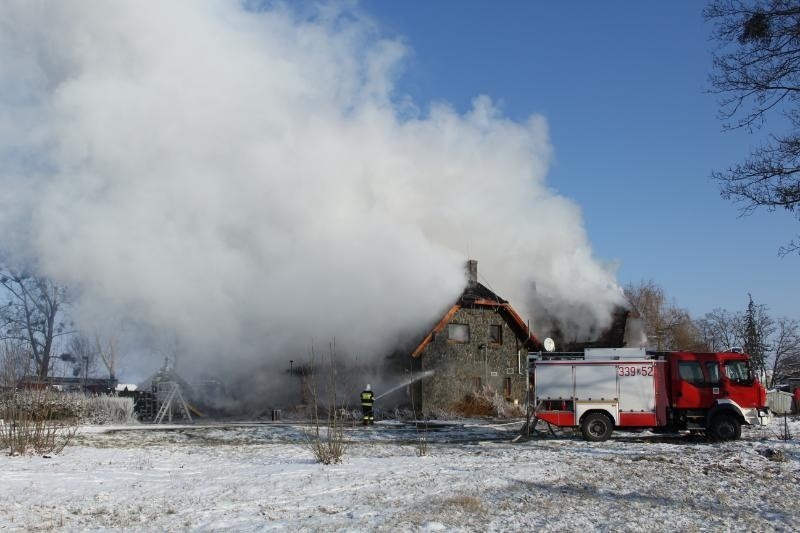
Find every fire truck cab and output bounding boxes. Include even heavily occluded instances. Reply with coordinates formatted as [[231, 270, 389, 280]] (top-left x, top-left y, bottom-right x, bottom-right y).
[[530, 348, 770, 442], [663, 351, 769, 437]]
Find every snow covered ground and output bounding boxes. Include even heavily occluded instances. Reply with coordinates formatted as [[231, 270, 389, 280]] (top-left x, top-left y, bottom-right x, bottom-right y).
[[1, 418, 799, 531]]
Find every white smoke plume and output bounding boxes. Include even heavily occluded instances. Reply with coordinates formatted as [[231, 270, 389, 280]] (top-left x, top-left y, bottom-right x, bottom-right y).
[[0, 1, 623, 387]]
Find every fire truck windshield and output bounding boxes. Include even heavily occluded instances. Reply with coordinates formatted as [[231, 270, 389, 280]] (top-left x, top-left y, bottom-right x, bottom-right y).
[[723, 360, 752, 384]]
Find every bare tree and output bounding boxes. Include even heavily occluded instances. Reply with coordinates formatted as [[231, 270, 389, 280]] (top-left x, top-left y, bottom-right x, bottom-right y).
[[697, 300, 799, 386], [705, 1, 800, 254], [94, 333, 118, 380], [0, 340, 31, 389], [624, 280, 709, 351], [0, 268, 70, 378], [696, 308, 745, 351], [65, 333, 99, 379], [769, 316, 800, 386]]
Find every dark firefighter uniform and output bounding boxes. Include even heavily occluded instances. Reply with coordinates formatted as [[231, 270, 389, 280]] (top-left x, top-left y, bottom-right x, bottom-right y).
[[360, 387, 374, 426]]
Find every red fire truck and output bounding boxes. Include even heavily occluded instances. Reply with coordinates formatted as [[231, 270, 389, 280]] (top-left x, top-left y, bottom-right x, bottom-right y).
[[529, 348, 770, 441]]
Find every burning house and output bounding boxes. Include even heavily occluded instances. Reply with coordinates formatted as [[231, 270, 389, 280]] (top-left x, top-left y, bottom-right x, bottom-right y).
[[407, 260, 635, 413], [407, 260, 542, 412]]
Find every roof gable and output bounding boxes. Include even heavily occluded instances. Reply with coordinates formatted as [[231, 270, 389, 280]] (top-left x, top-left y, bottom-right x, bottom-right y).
[[460, 281, 507, 305], [410, 283, 542, 358]]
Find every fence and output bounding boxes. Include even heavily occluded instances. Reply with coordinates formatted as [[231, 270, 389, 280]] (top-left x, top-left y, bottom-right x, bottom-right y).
[[767, 390, 793, 415]]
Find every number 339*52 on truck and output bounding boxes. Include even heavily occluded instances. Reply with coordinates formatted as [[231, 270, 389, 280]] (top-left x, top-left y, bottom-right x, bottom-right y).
[[529, 348, 771, 441]]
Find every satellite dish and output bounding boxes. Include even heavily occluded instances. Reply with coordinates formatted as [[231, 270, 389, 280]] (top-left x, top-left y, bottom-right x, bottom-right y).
[[543, 337, 556, 352]]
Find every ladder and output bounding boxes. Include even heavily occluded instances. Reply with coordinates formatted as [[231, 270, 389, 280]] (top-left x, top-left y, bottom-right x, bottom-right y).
[[153, 382, 193, 424]]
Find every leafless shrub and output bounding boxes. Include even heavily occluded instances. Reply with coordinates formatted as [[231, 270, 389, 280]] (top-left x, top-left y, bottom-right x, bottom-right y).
[[490, 391, 525, 418], [0, 388, 78, 456], [415, 419, 429, 457], [0, 390, 135, 457], [776, 415, 792, 442], [407, 368, 429, 457], [304, 344, 346, 465], [1, 390, 136, 425]]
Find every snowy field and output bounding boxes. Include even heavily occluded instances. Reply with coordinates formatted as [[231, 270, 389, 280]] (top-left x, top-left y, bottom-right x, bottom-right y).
[[1, 418, 799, 532]]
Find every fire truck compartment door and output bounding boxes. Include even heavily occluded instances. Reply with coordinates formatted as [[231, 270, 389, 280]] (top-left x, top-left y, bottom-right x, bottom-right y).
[[574, 365, 618, 401], [535, 364, 574, 400], [618, 365, 656, 413]]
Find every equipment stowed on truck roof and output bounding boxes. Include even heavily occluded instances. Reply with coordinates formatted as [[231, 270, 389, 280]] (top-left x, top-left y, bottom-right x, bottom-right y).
[[529, 347, 771, 442]]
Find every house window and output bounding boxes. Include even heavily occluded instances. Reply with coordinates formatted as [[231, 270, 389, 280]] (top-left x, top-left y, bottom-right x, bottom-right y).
[[489, 325, 502, 345], [448, 323, 470, 343]]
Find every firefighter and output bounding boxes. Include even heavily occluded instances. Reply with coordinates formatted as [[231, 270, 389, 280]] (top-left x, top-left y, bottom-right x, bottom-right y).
[[360, 384, 374, 426]]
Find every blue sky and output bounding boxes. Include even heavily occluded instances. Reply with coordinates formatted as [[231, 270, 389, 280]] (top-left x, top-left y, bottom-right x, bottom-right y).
[[363, 1, 799, 320]]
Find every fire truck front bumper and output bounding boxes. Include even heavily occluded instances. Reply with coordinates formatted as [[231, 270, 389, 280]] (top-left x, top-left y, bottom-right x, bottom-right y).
[[743, 407, 772, 427]]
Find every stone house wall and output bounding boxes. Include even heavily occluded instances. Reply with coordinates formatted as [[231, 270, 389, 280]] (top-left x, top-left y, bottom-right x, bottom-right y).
[[417, 307, 528, 411]]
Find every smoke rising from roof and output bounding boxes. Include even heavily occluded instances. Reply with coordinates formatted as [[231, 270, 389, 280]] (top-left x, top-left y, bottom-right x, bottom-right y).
[[0, 1, 624, 384]]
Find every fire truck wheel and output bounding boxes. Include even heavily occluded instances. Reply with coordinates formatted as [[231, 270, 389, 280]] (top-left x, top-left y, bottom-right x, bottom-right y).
[[581, 412, 613, 442], [708, 413, 742, 441]]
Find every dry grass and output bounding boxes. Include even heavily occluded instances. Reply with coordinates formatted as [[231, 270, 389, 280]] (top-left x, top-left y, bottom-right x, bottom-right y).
[[453, 391, 495, 417], [83, 395, 137, 425], [442, 495, 485, 514], [0, 390, 136, 425], [454, 388, 525, 418]]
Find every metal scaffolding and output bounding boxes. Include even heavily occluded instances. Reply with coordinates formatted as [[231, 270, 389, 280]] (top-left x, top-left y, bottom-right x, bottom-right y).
[[153, 381, 193, 424]]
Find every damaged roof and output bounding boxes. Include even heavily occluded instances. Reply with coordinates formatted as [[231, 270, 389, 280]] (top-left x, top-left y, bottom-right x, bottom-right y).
[[411, 280, 542, 358]]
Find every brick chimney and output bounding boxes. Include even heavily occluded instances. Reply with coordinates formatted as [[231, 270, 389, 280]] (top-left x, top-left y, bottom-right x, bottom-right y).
[[466, 259, 478, 287]]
